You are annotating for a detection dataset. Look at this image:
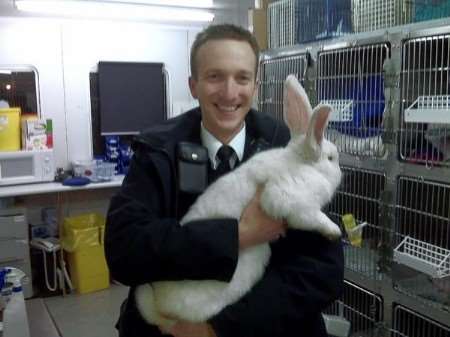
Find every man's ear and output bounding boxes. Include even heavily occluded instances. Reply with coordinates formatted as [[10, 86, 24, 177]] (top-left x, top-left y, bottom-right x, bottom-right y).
[[188, 76, 198, 99]]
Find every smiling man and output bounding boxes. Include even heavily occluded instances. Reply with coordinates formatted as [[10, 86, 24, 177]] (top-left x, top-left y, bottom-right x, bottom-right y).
[[105, 24, 344, 337], [189, 36, 257, 144]]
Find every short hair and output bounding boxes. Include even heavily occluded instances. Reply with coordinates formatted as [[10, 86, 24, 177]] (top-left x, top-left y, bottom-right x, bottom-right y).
[[190, 24, 260, 80]]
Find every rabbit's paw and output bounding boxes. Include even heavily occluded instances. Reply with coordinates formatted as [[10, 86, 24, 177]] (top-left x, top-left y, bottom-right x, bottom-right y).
[[317, 212, 342, 241], [324, 223, 342, 241]]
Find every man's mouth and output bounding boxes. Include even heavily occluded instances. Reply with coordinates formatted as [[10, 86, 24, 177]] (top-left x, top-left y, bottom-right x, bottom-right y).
[[216, 104, 239, 112]]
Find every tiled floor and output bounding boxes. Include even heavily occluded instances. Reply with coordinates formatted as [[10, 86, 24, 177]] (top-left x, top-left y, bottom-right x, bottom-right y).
[[43, 284, 129, 337]]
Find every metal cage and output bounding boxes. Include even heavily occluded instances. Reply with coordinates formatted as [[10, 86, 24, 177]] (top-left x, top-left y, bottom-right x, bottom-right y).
[[351, 0, 414, 33], [400, 33, 450, 168], [414, 0, 450, 23], [317, 43, 389, 157], [324, 280, 383, 336], [392, 305, 450, 337], [268, 0, 298, 49], [393, 176, 450, 310], [326, 166, 386, 280], [258, 54, 307, 121], [296, 0, 352, 43]]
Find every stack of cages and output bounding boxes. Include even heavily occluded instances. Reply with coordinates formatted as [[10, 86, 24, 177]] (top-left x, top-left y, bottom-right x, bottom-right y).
[[393, 29, 450, 315], [261, 3, 450, 334], [258, 52, 308, 120], [318, 41, 390, 281], [315, 35, 396, 335], [324, 280, 384, 336]]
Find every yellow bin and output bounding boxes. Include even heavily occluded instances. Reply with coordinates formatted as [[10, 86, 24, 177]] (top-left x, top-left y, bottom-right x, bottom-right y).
[[63, 213, 109, 294], [0, 108, 21, 151]]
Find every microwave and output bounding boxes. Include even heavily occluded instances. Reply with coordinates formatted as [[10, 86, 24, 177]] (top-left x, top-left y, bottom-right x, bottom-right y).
[[0, 150, 55, 186]]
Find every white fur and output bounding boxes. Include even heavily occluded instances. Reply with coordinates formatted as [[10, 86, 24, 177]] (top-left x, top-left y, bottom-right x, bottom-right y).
[[135, 75, 342, 327]]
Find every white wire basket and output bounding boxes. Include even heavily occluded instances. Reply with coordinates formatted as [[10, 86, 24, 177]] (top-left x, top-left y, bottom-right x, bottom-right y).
[[320, 99, 354, 122], [404, 95, 450, 124], [394, 236, 450, 278]]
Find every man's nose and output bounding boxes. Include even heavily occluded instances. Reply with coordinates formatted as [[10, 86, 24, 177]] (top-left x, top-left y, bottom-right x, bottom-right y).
[[220, 78, 239, 100]]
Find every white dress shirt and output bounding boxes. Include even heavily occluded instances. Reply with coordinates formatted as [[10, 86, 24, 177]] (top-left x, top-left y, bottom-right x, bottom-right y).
[[200, 123, 246, 170]]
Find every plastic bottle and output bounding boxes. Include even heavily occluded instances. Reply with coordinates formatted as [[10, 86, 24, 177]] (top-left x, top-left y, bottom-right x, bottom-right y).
[[2, 280, 30, 337], [46, 118, 53, 149]]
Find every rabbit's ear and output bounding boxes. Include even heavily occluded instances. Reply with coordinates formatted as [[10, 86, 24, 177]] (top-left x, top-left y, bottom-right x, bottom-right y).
[[283, 75, 313, 136], [305, 104, 332, 157]]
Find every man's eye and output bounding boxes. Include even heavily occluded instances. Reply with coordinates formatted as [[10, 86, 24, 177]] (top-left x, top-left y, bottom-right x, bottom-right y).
[[237, 76, 251, 84]]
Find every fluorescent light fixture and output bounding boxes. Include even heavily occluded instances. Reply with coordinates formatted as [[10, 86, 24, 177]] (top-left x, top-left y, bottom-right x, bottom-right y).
[[107, 0, 214, 8], [15, 0, 215, 22], [0, 70, 12, 74]]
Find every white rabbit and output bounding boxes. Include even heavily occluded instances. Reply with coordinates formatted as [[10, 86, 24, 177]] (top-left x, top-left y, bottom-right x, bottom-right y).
[[135, 74, 342, 328]]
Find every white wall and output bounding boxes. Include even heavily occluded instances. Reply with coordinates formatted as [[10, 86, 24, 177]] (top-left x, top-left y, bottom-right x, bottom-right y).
[[0, 4, 252, 169], [61, 21, 201, 162], [0, 17, 204, 168], [0, 18, 67, 165]]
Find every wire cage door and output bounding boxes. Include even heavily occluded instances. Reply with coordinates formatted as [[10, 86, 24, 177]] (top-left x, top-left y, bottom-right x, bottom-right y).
[[324, 280, 384, 337], [296, 0, 352, 43], [393, 176, 450, 310], [392, 305, 450, 337], [258, 54, 307, 121], [351, 0, 414, 33], [400, 33, 450, 167], [326, 166, 387, 280], [317, 43, 389, 157], [268, 0, 298, 48]]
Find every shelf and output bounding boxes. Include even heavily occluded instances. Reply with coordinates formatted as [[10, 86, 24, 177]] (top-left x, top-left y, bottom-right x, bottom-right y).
[[404, 95, 450, 124], [394, 236, 450, 279], [0, 175, 124, 198]]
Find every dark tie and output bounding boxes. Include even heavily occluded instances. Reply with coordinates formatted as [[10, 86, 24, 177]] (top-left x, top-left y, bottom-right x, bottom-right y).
[[210, 145, 235, 183]]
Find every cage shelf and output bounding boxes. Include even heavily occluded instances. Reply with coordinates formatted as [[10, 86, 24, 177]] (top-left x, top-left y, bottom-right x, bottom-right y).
[[394, 236, 450, 279], [320, 99, 354, 122], [404, 95, 450, 124]]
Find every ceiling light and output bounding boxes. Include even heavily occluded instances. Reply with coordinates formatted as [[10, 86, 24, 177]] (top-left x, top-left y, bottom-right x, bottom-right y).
[[107, 0, 214, 8], [14, 0, 215, 22]]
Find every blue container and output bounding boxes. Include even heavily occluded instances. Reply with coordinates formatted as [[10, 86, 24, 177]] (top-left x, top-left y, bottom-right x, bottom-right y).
[[327, 75, 385, 138], [296, 0, 352, 43], [414, 0, 450, 22]]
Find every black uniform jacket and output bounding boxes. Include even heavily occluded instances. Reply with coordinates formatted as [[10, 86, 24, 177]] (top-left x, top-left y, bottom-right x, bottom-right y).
[[105, 107, 344, 337]]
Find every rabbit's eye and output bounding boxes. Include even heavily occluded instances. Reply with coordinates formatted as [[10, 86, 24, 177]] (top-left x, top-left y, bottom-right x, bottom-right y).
[[328, 155, 333, 161]]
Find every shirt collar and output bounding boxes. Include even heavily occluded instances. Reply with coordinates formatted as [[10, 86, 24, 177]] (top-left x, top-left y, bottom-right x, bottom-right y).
[[201, 122, 246, 169]]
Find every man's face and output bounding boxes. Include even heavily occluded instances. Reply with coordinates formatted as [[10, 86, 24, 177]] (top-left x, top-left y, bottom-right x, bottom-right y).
[[189, 39, 257, 144]]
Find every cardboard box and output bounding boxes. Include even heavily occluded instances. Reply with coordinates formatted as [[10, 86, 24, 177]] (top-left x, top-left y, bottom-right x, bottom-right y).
[[22, 119, 47, 150], [249, 7, 268, 50]]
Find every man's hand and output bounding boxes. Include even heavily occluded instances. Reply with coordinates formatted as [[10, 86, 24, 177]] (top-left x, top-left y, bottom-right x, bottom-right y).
[[238, 187, 287, 250], [159, 321, 217, 337]]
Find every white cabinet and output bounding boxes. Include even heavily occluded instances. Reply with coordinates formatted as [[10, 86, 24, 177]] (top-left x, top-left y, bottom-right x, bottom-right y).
[[0, 208, 33, 298]]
